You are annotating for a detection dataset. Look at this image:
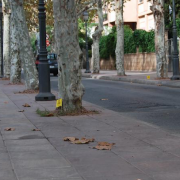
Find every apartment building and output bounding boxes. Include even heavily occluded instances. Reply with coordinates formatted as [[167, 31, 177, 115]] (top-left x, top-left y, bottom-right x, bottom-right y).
[[103, 0, 154, 31]]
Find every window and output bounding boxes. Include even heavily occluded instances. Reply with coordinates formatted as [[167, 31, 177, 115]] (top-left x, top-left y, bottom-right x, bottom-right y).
[[139, 0, 143, 3]]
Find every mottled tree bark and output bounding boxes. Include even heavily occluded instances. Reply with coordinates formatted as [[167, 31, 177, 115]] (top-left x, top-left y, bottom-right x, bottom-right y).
[[115, 0, 125, 76], [2, 0, 11, 78], [151, 0, 168, 78], [92, 0, 103, 74], [53, 0, 84, 112], [9, 0, 21, 83], [10, 0, 39, 89]]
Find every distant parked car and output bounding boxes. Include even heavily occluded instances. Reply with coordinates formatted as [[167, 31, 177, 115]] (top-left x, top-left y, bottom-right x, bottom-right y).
[[35, 53, 58, 76]]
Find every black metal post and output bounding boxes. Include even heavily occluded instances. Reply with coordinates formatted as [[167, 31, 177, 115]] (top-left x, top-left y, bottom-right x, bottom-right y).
[[0, 2, 3, 78], [35, 0, 55, 101], [84, 21, 91, 73], [171, 0, 180, 80]]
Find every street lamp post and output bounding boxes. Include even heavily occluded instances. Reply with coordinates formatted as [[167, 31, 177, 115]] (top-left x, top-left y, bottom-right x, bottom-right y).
[[0, 1, 3, 78], [35, 0, 55, 101], [83, 11, 91, 73], [171, 0, 180, 80]]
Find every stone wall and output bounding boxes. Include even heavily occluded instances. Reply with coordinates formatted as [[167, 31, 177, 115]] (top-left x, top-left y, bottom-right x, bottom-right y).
[[100, 56, 116, 70], [124, 52, 156, 71], [96, 52, 157, 71]]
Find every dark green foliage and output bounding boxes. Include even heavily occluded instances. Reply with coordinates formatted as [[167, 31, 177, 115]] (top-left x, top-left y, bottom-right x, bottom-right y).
[[99, 35, 109, 59], [99, 25, 155, 59], [146, 30, 155, 52], [99, 26, 116, 59], [133, 29, 155, 53], [30, 33, 36, 53], [176, 18, 180, 37], [124, 26, 136, 54], [165, 0, 180, 38]]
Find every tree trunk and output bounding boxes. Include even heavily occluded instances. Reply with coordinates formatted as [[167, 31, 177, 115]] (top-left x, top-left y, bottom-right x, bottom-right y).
[[92, 0, 103, 74], [9, 0, 21, 84], [2, 0, 11, 78], [10, 0, 39, 89], [115, 0, 125, 76], [53, 0, 84, 112], [151, 0, 168, 78]]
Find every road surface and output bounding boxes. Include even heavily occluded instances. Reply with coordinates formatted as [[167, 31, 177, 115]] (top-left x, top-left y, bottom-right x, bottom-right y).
[[51, 76, 180, 134]]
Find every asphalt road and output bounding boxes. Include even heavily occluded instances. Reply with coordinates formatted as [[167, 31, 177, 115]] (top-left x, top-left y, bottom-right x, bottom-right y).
[[51, 76, 180, 134]]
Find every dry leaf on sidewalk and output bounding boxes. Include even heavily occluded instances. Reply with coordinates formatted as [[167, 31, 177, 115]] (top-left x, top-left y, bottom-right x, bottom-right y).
[[64, 137, 95, 144], [93, 142, 115, 150], [22, 103, 31, 107], [46, 113, 54, 117], [15, 90, 39, 94], [63, 137, 79, 142], [18, 110, 24, 112], [4, 128, 16, 131], [72, 138, 95, 144], [101, 99, 108, 101], [32, 129, 41, 131], [72, 139, 90, 144], [81, 137, 95, 142]]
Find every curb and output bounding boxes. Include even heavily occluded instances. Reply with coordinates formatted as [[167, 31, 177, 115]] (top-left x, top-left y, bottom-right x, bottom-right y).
[[82, 74, 180, 88]]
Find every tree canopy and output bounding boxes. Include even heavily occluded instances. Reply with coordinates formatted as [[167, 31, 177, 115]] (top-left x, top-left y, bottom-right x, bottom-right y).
[[24, 0, 53, 31], [164, 0, 180, 37]]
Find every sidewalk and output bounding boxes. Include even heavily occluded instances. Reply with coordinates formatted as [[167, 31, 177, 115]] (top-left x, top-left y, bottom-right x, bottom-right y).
[[1, 80, 180, 180], [82, 70, 180, 88]]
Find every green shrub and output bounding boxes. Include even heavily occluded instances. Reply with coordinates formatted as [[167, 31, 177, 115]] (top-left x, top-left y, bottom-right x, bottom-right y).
[[30, 33, 36, 53], [133, 29, 155, 52], [99, 35, 109, 59], [124, 25, 136, 54], [79, 31, 93, 51], [99, 25, 155, 59], [88, 50, 92, 57]]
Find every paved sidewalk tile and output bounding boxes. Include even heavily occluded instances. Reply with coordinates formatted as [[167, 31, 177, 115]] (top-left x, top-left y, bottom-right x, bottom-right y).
[[82, 70, 180, 88], [1, 80, 180, 180], [0, 83, 83, 180]]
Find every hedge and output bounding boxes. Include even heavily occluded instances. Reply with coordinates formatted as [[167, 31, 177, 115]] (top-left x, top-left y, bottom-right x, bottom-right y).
[[99, 25, 155, 59]]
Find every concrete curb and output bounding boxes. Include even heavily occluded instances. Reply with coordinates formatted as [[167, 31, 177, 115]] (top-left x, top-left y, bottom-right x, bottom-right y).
[[82, 74, 92, 78], [82, 74, 180, 88]]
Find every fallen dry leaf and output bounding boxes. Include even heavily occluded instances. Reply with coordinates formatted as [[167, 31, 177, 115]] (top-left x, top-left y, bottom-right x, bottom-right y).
[[93, 145, 111, 150], [15, 90, 39, 94], [4, 102, 8, 104], [81, 137, 95, 142], [101, 99, 108, 101], [1, 77, 10, 80], [63, 137, 79, 142], [93, 142, 115, 150], [4, 128, 16, 131], [22, 103, 31, 107], [73, 138, 95, 144], [46, 113, 54, 117], [32, 129, 41, 131], [64, 137, 95, 144], [98, 142, 115, 146], [18, 110, 24, 112], [72, 139, 90, 144]]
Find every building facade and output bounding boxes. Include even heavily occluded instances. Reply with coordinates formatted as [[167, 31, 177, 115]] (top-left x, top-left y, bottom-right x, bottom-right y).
[[103, 0, 154, 31]]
